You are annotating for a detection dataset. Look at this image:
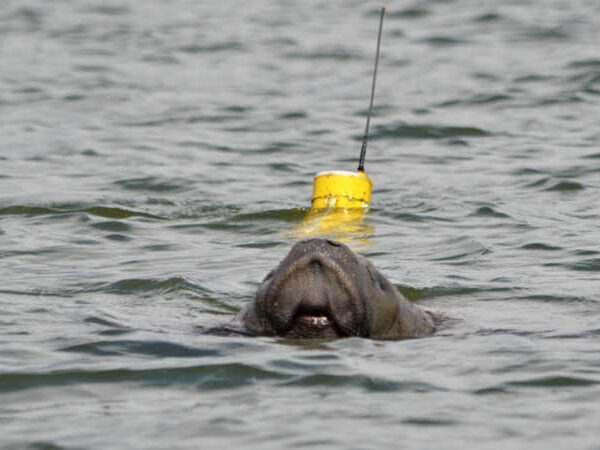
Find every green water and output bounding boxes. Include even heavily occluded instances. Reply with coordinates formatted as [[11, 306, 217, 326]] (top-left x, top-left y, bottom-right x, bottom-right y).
[[1, 1, 600, 449]]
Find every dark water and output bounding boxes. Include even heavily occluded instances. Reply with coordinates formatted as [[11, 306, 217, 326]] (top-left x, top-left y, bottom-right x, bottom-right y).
[[1, 0, 600, 448]]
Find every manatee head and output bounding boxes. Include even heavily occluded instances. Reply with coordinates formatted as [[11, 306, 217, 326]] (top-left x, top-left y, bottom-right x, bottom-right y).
[[238, 238, 434, 340]]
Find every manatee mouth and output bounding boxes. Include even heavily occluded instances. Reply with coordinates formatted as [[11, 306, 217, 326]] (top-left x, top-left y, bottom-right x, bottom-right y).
[[294, 303, 335, 328], [267, 258, 359, 339], [296, 310, 332, 327], [258, 247, 368, 339], [285, 304, 342, 339]]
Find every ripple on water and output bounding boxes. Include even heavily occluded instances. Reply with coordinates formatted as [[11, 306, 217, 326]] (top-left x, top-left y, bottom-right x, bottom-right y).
[[526, 177, 586, 192], [369, 122, 492, 140], [89, 220, 133, 233], [282, 373, 440, 393], [367, 6, 430, 19], [469, 206, 511, 219], [568, 59, 600, 70], [514, 294, 596, 305], [435, 93, 513, 108], [396, 284, 514, 301], [513, 25, 573, 43], [508, 375, 599, 388], [423, 236, 491, 265], [61, 340, 221, 358], [520, 242, 563, 251], [0, 205, 162, 220], [384, 211, 454, 223], [115, 176, 192, 194], [417, 36, 470, 47], [285, 47, 361, 61], [230, 208, 307, 223], [89, 276, 207, 296], [83, 315, 132, 336], [0, 206, 58, 216], [277, 111, 308, 120], [472, 12, 505, 23], [177, 41, 244, 54], [86, 4, 131, 15], [566, 258, 600, 272], [0, 364, 286, 394]]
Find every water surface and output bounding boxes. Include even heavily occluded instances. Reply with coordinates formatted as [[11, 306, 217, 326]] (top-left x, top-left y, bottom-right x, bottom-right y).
[[1, 1, 600, 449]]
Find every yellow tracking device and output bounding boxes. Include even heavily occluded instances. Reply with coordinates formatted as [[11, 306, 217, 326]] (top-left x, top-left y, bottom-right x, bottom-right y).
[[311, 170, 372, 210], [308, 7, 384, 214], [303, 170, 374, 246]]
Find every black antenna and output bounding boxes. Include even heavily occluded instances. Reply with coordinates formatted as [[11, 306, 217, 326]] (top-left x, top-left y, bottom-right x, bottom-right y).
[[357, 6, 385, 172]]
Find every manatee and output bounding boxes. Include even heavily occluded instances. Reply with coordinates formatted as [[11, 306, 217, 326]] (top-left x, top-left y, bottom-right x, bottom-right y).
[[235, 238, 437, 339]]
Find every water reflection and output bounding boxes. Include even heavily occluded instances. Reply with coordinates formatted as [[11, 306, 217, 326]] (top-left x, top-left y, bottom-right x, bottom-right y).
[[290, 208, 374, 251]]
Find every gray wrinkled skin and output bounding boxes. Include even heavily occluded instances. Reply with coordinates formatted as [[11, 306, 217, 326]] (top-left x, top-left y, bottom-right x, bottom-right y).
[[236, 238, 437, 340]]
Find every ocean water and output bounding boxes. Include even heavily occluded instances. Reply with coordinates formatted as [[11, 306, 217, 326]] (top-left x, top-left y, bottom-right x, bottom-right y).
[[1, 0, 599, 449]]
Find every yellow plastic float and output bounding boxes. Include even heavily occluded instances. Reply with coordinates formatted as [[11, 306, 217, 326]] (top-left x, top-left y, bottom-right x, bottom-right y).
[[298, 170, 373, 244], [293, 7, 385, 244], [308, 5, 384, 216], [311, 170, 372, 210]]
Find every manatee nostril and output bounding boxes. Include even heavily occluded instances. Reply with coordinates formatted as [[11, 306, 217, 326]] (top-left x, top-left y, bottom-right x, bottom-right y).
[[310, 259, 324, 272], [298, 238, 321, 246], [325, 239, 342, 247], [377, 273, 389, 291], [263, 270, 275, 281]]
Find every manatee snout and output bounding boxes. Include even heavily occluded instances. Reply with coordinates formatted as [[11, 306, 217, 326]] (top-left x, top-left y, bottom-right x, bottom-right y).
[[253, 239, 367, 338], [237, 238, 437, 340]]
